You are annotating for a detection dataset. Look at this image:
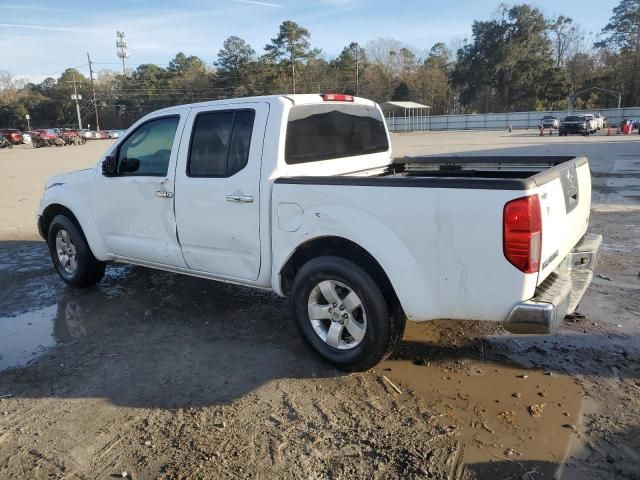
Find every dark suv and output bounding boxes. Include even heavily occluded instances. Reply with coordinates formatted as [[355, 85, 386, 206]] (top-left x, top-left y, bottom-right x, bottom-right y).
[[559, 116, 589, 136]]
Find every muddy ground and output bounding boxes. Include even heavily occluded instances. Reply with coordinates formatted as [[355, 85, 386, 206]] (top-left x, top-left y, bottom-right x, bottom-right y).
[[0, 132, 639, 479]]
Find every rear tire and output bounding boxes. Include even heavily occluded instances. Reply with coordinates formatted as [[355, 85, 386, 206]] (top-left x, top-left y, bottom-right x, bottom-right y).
[[47, 214, 105, 288], [290, 256, 402, 372]]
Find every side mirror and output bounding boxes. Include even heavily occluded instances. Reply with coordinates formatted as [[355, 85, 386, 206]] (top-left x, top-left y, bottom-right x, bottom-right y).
[[120, 158, 140, 173], [102, 155, 117, 176]]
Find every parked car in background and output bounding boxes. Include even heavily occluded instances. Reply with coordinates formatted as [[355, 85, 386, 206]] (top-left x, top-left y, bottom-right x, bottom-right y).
[[540, 115, 559, 129], [0, 134, 13, 149], [107, 130, 124, 139], [59, 129, 86, 145], [34, 129, 59, 141], [593, 113, 605, 130], [79, 130, 99, 139], [0, 128, 24, 144], [559, 115, 590, 136], [29, 131, 49, 148], [583, 114, 597, 134]]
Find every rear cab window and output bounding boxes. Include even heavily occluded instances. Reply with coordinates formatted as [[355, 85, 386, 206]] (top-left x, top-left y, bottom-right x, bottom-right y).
[[285, 103, 388, 165]]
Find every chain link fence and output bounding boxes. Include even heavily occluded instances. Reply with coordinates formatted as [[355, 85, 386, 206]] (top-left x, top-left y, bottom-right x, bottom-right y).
[[386, 107, 640, 132]]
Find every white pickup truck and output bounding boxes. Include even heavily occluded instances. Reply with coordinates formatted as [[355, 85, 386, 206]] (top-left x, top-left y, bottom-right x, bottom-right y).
[[38, 94, 602, 371]]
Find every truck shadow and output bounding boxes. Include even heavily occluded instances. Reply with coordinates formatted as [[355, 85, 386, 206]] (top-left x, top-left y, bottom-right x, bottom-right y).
[[1, 240, 637, 409], [0, 240, 338, 409], [2, 241, 639, 479]]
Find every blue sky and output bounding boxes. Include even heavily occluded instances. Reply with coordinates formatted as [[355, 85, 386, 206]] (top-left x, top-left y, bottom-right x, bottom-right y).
[[0, 0, 620, 82]]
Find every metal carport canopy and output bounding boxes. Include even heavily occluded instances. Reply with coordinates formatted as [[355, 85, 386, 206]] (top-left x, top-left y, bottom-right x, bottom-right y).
[[381, 101, 431, 132], [382, 101, 431, 110]]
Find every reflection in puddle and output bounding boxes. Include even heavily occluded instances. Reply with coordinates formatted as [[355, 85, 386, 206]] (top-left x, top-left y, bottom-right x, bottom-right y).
[[0, 305, 57, 371], [0, 258, 281, 373], [0, 298, 96, 372]]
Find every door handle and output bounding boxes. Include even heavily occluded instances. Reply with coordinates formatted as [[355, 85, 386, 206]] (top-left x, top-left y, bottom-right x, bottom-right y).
[[156, 191, 173, 198], [226, 195, 254, 203]]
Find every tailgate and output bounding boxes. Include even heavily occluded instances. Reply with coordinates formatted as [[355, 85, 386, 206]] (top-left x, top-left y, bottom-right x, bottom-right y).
[[536, 157, 591, 284]]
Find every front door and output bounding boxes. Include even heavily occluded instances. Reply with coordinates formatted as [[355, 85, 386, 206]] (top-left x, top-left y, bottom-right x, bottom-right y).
[[93, 113, 188, 268], [174, 103, 268, 281]]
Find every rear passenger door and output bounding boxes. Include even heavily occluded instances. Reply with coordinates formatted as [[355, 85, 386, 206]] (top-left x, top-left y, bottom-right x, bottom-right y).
[[174, 103, 269, 281]]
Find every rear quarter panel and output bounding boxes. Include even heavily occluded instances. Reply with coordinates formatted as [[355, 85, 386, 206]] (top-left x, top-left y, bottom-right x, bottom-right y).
[[272, 183, 538, 322]]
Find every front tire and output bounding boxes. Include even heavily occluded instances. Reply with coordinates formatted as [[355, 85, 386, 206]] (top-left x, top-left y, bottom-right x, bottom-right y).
[[290, 256, 403, 372], [47, 214, 105, 287]]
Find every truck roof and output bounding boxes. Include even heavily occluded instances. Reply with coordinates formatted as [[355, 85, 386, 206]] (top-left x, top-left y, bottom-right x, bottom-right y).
[[150, 94, 377, 115]]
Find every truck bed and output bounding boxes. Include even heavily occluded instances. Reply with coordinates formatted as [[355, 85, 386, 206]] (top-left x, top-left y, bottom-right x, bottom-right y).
[[276, 155, 587, 191], [389, 155, 586, 186], [273, 154, 592, 323]]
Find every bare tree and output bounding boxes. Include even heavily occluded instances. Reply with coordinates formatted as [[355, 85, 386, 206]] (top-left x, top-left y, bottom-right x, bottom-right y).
[[549, 16, 583, 67]]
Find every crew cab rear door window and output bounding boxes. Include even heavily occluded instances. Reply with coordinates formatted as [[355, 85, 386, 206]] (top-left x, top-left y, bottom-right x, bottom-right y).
[[285, 104, 388, 164], [187, 110, 255, 177]]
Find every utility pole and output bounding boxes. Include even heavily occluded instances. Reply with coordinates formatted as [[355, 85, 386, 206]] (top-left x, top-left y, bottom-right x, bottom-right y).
[[354, 44, 360, 97], [67, 75, 83, 130], [290, 49, 296, 94], [116, 31, 129, 75], [87, 52, 100, 130]]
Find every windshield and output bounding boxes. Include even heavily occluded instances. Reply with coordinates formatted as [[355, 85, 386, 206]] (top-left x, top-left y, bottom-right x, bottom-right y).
[[564, 116, 585, 122]]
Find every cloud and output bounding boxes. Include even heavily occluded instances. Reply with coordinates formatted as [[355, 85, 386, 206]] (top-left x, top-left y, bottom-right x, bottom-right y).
[[1, 4, 72, 12], [230, 0, 282, 8], [0, 23, 89, 33]]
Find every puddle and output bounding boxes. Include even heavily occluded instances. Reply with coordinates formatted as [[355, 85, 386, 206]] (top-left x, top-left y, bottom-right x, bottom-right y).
[[380, 321, 583, 477], [0, 305, 57, 371], [0, 251, 284, 373]]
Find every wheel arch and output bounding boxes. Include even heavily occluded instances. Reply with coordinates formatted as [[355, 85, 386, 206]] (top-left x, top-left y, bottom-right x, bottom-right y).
[[39, 203, 81, 239], [278, 235, 403, 317], [39, 201, 110, 261]]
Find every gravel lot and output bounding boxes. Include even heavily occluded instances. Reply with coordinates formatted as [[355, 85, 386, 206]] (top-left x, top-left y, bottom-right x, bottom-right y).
[[0, 131, 639, 479]]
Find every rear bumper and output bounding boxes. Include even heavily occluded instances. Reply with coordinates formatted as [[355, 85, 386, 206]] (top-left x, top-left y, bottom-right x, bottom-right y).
[[503, 233, 602, 334]]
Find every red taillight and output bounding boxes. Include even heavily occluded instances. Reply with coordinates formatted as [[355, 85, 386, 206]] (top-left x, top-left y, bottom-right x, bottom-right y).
[[503, 195, 542, 274], [322, 93, 354, 102]]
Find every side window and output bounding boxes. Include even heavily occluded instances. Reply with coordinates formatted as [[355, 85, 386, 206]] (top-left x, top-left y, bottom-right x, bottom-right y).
[[188, 110, 255, 177], [118, 116, 179, 176]]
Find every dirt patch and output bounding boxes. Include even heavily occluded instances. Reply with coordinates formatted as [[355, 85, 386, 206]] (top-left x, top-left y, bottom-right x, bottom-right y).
[[381, 321, 583, 479], [0, 141, 112, 241]]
